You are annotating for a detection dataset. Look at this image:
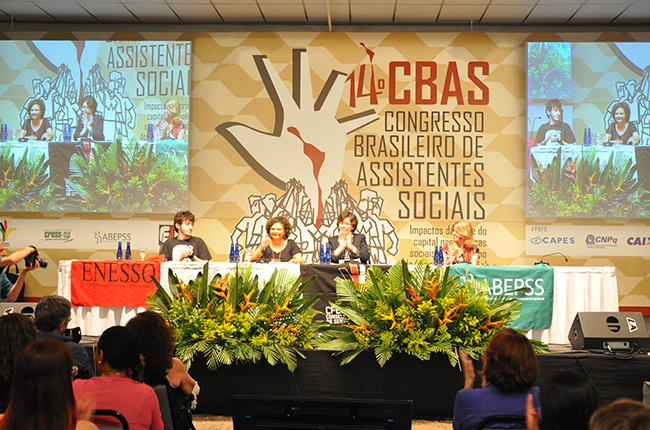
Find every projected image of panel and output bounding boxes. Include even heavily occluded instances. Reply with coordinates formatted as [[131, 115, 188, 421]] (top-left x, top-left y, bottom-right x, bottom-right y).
[[0, 41, 191, 213], [526, 42, 650, 219]]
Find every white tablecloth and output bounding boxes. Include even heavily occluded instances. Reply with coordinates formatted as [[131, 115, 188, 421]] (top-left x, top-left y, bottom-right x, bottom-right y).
[[59, 261, 618, 342], [528, 266, 618, 344], [530, 143, 635, 171], [58, 260, 299, 335]]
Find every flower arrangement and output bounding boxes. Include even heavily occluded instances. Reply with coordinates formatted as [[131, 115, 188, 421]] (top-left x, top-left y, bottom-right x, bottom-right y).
[[147, 263, 324, 372], [317, 259, 523, 367]]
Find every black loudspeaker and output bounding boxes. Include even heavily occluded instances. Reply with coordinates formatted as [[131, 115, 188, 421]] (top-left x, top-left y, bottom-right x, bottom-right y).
[[568, 312, 650, 351]]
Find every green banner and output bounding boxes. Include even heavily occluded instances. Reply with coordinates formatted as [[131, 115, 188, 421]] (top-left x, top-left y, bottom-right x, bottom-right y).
[[449, 263, 554, 329]]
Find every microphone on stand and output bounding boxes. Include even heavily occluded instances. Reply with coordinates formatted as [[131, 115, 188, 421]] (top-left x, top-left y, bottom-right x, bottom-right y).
[[534, 252, 568, 266]]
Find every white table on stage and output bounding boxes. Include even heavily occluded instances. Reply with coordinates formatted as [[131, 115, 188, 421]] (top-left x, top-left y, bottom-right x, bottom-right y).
[[59, 260, 618, 343], [528, 266, 619, 345], [58, 260, 300, 335]]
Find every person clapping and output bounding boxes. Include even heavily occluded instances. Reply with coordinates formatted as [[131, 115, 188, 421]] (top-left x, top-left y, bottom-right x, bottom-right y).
[[328, 211, 370, 264], [249, 216, 304, 263], [74, 96, 104, 141]]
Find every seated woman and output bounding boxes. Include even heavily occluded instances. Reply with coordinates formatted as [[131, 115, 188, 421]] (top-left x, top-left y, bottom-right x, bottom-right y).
[[0, 339, 98, 430], [604, 101, 640, 145], [328, 211, 370, 264], [0, 314, 37, 413], [17, 98, 53, 141], [527, 370, 599, 430], [73, 326, 163, 430], [249, 216, 304, 263], [156, 99, 186, 141], [590, 399, 650, 430], [453, 329, 539, 430], [443, 220, 479, 265], [74, 95, 105, 141], [126, 311, 199, 426]]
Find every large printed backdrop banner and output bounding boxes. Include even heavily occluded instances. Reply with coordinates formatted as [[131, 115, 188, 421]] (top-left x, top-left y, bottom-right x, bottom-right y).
[[449, 263, 554, 329]]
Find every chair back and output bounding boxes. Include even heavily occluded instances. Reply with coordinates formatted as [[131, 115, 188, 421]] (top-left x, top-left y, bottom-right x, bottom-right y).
[[152, 384, 174, 430], [476, 414, 526, 430], [93, 408, 130, 430]]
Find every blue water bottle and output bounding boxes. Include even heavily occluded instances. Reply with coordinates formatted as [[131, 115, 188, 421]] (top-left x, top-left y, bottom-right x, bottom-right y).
[[116, 241, 123, 260], [229, 243, 235, 263], [325, 243, 331, 264], [125, 241, 132, 260], [234, 243, 240, 263]]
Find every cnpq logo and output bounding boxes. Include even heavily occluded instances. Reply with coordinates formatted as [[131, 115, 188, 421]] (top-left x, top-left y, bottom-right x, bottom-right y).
[[1, 220, 16, 243], [585, 234, 617, 248]]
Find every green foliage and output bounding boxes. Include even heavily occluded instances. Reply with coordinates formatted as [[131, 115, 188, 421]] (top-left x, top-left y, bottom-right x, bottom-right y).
[[528, 42, 572, 99], [65, 136, 188, 212], [146, 263, 325, 372], [316, 259, 522, 368], [528, 148, 649, 217], [0, 144, 61, 211]]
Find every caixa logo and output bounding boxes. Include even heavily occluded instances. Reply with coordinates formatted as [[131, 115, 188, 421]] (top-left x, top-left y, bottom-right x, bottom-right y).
[[627, 237, 650, 246], [94, 231, 132, 244], [530, 236, 575, 245]]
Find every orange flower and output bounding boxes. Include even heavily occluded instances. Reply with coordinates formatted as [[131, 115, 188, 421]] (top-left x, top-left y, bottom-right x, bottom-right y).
[[402, 315, 415, 331], [438, 308, 454, 327], [346, 320, 373, 335], [381, 309, 398, 329]]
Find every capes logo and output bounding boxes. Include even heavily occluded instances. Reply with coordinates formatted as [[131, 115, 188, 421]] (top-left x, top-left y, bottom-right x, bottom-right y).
[[530, 236, 575, 245], [627, 237, 650, 246]]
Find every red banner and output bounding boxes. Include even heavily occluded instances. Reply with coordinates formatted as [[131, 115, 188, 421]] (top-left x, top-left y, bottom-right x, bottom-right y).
[[70, 259, 162, 306]]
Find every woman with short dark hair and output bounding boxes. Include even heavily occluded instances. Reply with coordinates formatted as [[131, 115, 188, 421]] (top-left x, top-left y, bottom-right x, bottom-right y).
[[74, 95, 105, 141], [328, 211, 370, 264], [73, 326, 163, 430], [453, 329, 540, 430]]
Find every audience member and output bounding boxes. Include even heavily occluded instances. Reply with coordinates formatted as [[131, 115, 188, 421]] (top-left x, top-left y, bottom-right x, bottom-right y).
[[590, 399, 650, 430], [250, 215, 304, 263], [126, 311, 199, 429], [453, 328, 539, 430], [160, 210, 211, 262], [34, 295, 93, 379], [0, 339, 98, 430], [526, 370, 599, 430], [328, 211, 370, 264], [73, 326, 163, 430], [0, 314, 37, 413]]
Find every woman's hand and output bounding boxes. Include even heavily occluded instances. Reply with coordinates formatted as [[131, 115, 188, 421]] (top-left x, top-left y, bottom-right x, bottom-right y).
[[526, 393, 540, 430]]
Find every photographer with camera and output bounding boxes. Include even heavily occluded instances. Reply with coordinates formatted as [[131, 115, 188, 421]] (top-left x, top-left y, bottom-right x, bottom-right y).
[[0, 244, 41, 302]]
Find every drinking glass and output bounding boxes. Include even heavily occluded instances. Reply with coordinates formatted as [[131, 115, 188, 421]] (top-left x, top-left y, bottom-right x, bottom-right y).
[[139, 247, 147, 260]]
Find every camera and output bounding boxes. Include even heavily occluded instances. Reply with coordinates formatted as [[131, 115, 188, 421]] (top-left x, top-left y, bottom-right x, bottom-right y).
[[24, 249, 48, 269]]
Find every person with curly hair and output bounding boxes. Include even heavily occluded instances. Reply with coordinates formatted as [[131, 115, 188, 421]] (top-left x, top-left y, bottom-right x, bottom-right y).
[[0, 314, 37, 413], [453, 329, 540, 430], [443, 220, 480, 265], [160, 210, 211, 262], [156, 99, 186, 141], [249, 215, 304, 263], [0, 339, 98, 430], [73, 326, 163, 430], [604, 101, 640, 145], [18, 98, 53, 141]]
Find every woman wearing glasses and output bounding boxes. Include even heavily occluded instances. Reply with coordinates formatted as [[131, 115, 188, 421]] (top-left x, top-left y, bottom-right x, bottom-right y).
[[328, 211, 370, 264]]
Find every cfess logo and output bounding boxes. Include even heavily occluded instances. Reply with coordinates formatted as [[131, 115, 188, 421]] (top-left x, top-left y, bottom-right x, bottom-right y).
[[0, 220, 16, 242]]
